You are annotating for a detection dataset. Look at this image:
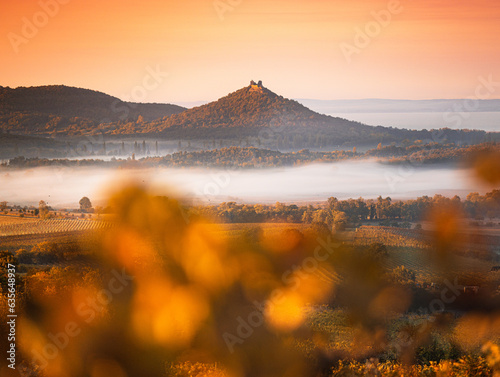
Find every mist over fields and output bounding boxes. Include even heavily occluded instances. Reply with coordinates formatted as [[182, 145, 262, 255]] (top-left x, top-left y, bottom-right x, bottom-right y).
[[0, 160, 481, 208]]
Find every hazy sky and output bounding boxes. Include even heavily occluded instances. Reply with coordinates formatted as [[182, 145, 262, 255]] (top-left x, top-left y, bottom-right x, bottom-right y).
[[1, 0, 500, 103]]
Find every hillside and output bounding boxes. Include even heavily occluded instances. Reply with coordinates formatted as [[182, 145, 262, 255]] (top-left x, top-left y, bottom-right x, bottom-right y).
[[0, 82, 496, 147], [135, 81, 376, 141], [0, 85, 185, 136], [113, 81, 496, 146]]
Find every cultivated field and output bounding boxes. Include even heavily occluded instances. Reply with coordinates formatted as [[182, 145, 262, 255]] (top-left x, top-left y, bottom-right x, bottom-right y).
[[346, 225, 499, 282], [1, 219, 497, 286], [0, 218, 111, 237]]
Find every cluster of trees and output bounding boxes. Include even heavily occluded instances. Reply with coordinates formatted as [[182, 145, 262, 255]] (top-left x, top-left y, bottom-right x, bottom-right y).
[[0, 202, 39, 217], [38, 197, 92, 217], [38, 200, 50, 219], [343, 191, 500, 222], [0, 198, 92, 218], [4, 156, 115, 168], [194, 190, 500, 226], [190, 201, 348, 226], [4, 142, 498, 170], [15, 242, 65, 264], [4, 190, 498, 226], [158, 147, 357, 168], [372, 142, 499, 165], [0, 239, 84, 283], [368, 141, 460, 158]]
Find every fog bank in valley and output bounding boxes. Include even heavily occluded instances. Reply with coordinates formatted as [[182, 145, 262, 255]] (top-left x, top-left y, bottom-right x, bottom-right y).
[[0, 161, 481, 208]]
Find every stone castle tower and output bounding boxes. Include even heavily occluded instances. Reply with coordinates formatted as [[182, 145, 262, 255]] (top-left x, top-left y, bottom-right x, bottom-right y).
[[250, 80, 263, 91]]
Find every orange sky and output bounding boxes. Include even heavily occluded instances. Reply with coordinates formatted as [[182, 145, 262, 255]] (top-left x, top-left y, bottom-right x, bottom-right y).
[[1, 0, 499, 102]]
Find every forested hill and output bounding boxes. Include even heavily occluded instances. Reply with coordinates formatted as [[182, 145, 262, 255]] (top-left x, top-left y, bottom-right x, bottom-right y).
[[105, 81, 497, 145], [0, 85, 185, 136], [135, 82, 376, 140], [0, 83, 497, 146]]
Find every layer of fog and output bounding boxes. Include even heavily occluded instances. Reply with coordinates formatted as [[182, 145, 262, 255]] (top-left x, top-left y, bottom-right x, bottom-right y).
[[0, 160, 483, 208]]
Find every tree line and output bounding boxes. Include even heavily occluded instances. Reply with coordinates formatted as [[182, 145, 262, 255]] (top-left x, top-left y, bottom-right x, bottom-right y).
[[3, 142, 498, 169], [193, 190, 500, 228]]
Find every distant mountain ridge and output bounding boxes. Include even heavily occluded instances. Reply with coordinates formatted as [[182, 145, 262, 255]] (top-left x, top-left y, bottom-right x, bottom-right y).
[[0, 82, 497, 146], [0, 85, 185, 136]]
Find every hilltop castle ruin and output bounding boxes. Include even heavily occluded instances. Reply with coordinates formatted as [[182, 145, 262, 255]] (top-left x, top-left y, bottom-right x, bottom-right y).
[[249, 80, 263, 92]]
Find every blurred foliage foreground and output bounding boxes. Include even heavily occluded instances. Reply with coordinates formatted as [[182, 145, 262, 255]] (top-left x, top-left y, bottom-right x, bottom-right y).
[[1, 151, 500, 377]]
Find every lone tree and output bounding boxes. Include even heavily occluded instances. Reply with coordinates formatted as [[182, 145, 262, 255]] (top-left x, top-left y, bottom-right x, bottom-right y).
[[39, 200, 50, 219], [79, 197, 93, 212]]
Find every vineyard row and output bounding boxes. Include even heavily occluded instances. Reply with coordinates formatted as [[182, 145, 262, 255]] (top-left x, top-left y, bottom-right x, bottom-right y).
[[0, 219, 113, 237]]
